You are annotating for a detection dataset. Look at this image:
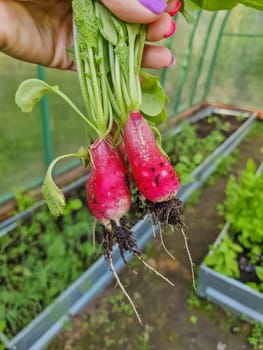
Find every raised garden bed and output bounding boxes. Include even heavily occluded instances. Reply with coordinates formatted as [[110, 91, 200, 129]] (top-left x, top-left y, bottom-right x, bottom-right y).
[[197, 161, 263, 324], [0, 104, 259, 350]]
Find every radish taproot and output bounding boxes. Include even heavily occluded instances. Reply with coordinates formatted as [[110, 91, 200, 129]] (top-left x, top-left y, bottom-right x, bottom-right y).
[[124, 111, 183, 228], [124, 112, 195, 287], [86, 138, 130, 227], [86, 138, 139, 260]]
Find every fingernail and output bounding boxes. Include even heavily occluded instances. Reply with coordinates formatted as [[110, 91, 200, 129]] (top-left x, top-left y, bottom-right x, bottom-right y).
[[139, 0, 167, 15], [169, 0, 182, 16], [164, 21, 176, 38], [165, 55, 175, 68]]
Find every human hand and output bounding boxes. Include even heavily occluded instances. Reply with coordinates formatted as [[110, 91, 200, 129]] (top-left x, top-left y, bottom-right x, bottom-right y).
[[0, 0, 181, 70]]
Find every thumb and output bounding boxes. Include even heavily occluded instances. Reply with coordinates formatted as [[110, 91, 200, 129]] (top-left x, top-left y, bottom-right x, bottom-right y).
[[100, 0, 168, 23]]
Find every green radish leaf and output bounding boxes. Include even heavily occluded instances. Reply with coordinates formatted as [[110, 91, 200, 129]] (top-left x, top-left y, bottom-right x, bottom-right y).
[[181, 0, 198, 23], [184, 0, 263, 11], [140, 71, 168, 117], [72, 0, 98, 49], [42, 173, 66, 217], [78, 145, 90, 167], [67, 46, 76, 62], [115, 41, 129, 79], [15, 78, 98, 133], [15, 79, 59, 112], [111, 15, 128, 42], [126, 22, 142, 39], [41, 153, 83, 216], [185, 0, 239, 10], [111, 16, 129, 79], [240, 0, 263, 10], [95, 2, 118, 45], [143, 106, 167, 126]]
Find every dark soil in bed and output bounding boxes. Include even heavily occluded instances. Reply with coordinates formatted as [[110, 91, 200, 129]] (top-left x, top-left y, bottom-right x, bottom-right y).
[[195, 114, 245, 138]]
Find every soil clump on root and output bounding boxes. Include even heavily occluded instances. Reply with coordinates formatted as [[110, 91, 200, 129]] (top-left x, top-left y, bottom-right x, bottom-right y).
[[102, 218, 140, 264], [142, 197, 184, 228]]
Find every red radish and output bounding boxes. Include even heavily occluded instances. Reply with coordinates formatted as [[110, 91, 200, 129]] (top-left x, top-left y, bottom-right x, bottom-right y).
[[123, 113, 194, 286], [86, 138, 131, 228], [124, 111, 180, 203], [86, 138, 145, 326]]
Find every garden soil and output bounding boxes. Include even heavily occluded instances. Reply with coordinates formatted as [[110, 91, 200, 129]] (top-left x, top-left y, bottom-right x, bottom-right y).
[[48, 126, 263, 350]]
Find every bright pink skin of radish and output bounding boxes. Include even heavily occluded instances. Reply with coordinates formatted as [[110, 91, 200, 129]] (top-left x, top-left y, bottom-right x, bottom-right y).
[[86, 139, 131, 226], [124, 111, 180, 202]]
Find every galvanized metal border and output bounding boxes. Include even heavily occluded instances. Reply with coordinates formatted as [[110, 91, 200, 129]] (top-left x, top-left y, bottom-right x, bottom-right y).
[[196, 163, 263, 324]]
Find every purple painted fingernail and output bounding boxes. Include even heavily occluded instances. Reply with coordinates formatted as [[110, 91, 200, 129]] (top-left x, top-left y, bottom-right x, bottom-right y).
[[165, 55, 175, 68], [139, 0, 167, 14]]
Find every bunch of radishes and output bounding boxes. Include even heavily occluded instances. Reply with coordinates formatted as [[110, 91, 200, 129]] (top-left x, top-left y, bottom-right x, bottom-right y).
[[70, 1, 183, 238], [87, 111, 181, 232], [15, 0, 187, 324]]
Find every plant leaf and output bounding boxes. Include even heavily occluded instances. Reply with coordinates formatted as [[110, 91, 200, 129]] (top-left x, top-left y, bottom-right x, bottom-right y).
[[15, 79, 59, 112], [184, 0, 263, 11], [41, 153, 84, 216], [78, 145, 90, 167], [239, 0, 263, 10], [141, 71, 168, 117], [72, 0, 98, 49], [256, 266, 263, 282], [185, 0, 239, 10], [0, 320, 6, 332], [42, 172, 66, 217], [95, 2, 118, 45], [143, 107, 167, 126]]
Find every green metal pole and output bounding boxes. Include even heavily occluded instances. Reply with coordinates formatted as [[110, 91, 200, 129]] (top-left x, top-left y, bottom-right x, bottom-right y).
[[223, 33, 263, 38], [202, 11, 231, 101], [37, 65, 53, 167], [160, 13, 180, 88], [173, 10, 202, 114], [188, 12, 217, 106]]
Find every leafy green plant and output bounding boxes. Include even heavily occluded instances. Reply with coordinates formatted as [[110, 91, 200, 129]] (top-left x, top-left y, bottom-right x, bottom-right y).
[[205, 159, 263, 292], [189, 315, 198, 325], [162, 115, 240, 184], [0, 195, 101, 338], [204, 233, 243, 278], [0, 320, 6, 350], [13, 188, 35, 213], [66, 291, 151, 349], [248, 322, 263, 350], [255, 267, 263, 293], [218, 159, 263, 250], [187, 291, 201, 309]]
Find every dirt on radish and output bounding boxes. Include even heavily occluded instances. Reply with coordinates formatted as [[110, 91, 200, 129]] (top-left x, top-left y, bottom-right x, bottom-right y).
[[142, 197, 184, 228]]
